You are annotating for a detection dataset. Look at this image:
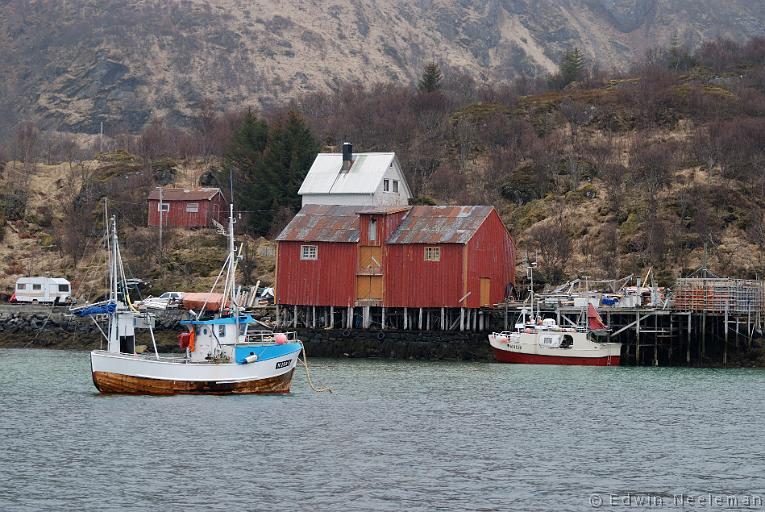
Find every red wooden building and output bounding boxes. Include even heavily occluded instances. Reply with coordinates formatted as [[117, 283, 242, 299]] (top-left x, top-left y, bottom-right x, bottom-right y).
[[275, 204, 515, 330], [147, 188, 226, 228]]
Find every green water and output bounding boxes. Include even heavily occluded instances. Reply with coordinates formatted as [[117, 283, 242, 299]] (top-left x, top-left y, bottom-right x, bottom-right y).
[[1, 348, 763, 511]]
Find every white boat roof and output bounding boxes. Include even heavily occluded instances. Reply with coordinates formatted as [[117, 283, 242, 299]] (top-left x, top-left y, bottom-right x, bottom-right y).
[[298, 152, 396, 195]]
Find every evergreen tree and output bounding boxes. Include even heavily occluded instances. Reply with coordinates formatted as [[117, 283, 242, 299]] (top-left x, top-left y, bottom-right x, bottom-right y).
[[224, 110, 268, 208], [560, 48, 585, 86], [418, 62, 443, 93], [235, 111, 319, 235]]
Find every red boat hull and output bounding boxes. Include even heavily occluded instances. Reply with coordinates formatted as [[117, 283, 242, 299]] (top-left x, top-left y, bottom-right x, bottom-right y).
[[492, 347, 621, 366]]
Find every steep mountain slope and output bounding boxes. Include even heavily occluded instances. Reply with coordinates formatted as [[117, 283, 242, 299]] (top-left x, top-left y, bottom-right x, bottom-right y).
[[1, 0, 764, 137]]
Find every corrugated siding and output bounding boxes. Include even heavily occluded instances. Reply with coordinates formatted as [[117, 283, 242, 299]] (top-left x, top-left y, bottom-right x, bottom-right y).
[[276, 241, 357, 306], [464, 210, 516, 308], [148, 197, 226, 228], [384, 244, 465, 307]]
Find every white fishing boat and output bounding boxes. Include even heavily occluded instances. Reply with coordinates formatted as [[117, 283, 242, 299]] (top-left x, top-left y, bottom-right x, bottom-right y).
[[489, 264, 621, 366], [78, 204, 302, 395]]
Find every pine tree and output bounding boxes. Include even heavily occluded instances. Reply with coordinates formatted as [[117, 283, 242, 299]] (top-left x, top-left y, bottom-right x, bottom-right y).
[[560, 48, 585, 86], [238, 111, 319, 235], [418, 62, 443, 93], [224, 110, 268, 208]]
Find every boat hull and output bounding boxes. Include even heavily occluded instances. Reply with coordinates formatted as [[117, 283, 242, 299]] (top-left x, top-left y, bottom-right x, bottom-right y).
[[491, 347, 620, 366], [92, 369, 294, 395], [90, 347, 300, 395]]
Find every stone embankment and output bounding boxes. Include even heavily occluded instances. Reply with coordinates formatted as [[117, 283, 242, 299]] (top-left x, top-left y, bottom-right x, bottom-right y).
[[0, 305, 492, 360]]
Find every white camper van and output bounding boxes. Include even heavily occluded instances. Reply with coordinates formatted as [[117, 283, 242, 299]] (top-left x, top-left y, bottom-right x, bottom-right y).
[[12, 277, 72, 304]]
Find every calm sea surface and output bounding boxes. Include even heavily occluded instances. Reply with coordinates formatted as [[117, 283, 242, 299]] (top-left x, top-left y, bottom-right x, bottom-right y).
[[1, 348, 764, 511]]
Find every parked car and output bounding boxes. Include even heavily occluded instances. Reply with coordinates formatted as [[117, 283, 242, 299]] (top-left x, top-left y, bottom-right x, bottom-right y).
[[138, 292, 184, 310], [11, 277, 73, 305]]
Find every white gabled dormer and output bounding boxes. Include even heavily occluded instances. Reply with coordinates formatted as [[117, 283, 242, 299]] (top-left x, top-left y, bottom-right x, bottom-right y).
[[298, 143, 413, 207]]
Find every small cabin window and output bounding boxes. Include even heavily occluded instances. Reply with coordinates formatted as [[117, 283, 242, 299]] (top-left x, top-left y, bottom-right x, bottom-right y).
[[424, 247, 440, 262], [17, 283, 26, 290], [58, 284, 69, 292], [301, 245, 318, 260], [186, 202, 199, 213], [158, 202, 170, 212], [383, 179, 390, 192], [33, 284, 42, 290], [368, 218, 377, 241], [392, 180, 399, 193], [218, 324, 226, 337]]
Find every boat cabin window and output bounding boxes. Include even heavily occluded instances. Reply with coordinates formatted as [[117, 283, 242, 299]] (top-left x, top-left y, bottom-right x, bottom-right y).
[[561, 335, 574, 348], [218, 324, 226, 337]]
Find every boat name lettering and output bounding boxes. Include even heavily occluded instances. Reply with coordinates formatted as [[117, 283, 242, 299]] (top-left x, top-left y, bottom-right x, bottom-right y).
[[275, 359, 291, 369]]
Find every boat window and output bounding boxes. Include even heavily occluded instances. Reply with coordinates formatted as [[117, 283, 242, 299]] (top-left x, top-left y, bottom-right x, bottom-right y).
[[218, 324, 226, 337], [203, 328, 208, 336]]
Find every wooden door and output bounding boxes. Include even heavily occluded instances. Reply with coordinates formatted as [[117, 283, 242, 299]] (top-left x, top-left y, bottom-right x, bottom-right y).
[[480, 278, 491, 306], [359, 246, 382, 271], [356, 275, 383, 300]]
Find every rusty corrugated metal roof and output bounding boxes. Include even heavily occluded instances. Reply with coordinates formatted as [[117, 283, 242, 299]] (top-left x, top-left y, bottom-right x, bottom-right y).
[[386, 205, 494, 244], [148, 188, 222, 201], [276, 205, 361, 243]]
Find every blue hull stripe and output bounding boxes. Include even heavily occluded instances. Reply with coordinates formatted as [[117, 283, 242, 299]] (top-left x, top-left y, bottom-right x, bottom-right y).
[[235, 343, 301, 364]]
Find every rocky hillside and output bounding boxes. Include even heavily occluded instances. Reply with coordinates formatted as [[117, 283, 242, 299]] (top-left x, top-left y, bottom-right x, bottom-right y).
[[2, 0, 765, 136]]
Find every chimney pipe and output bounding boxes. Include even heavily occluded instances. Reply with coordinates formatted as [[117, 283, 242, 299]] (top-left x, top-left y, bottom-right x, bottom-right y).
[[342, 142, 352, 171]]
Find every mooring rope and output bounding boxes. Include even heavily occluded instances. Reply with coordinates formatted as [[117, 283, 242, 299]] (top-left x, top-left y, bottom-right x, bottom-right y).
[[298, 340, 332, 393]]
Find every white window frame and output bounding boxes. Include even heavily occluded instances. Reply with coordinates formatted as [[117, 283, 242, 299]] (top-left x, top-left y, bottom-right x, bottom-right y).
[[300, 245, 318, 261], [186, 202, 199, 213], [392, 180, 399, 193], [424, 246, 441, 262], [158, 202, 170, 212], [383, 179, 390, 192]]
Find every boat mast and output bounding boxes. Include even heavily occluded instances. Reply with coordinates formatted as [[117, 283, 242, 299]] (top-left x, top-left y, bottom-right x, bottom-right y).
[[528, 262, 536, 322], [108, 216, 120, 352], [228, 203, 239, 346]]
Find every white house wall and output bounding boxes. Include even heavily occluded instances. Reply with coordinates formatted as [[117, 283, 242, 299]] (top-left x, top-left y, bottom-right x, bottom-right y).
[[301, 193, 377, 206]]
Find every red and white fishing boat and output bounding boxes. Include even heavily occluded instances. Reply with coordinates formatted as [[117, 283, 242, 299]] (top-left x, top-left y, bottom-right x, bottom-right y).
[[489, 264, 621, 366]]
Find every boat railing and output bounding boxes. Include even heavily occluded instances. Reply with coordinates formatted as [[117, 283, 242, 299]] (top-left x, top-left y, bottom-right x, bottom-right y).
[[243, 330, 300, 344]]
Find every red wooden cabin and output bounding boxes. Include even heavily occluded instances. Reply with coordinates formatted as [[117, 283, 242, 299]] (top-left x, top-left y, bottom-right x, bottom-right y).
[[147, 188, 226, 228], [275, 205, 515, 310]]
